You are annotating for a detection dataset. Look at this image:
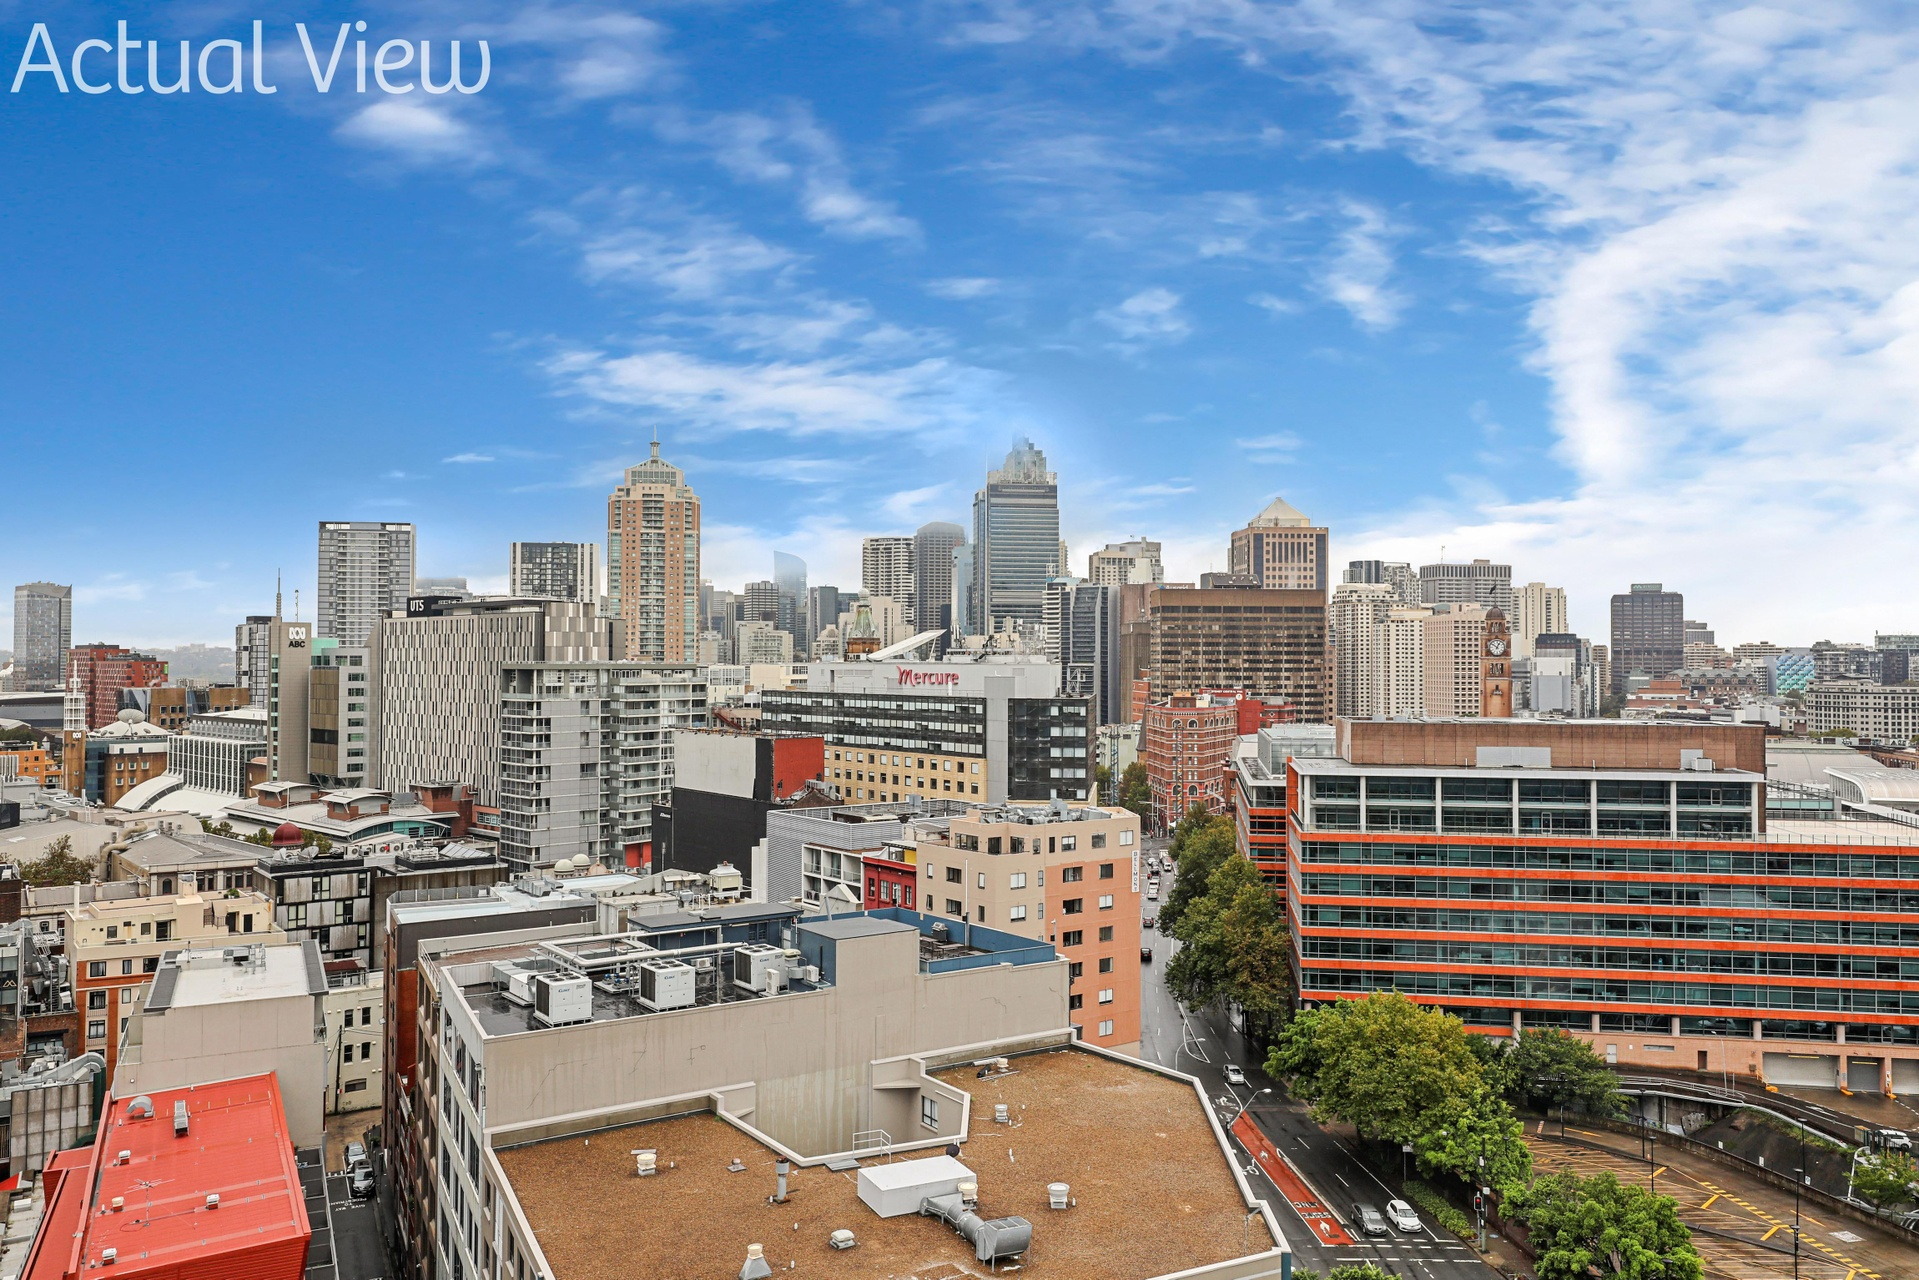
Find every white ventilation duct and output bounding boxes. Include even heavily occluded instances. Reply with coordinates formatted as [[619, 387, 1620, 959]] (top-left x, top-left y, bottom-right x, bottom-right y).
[[739, 1243, 773, 1280]]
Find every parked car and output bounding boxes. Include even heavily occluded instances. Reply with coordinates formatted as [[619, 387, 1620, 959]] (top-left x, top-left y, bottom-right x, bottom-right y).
[[1385, 1199, 1420, 1232], [1140, 945, 1154, 962], [1351, 1203, 1390, 1237], [1224, 1064, 1247, 1087], [1879, 1128, 1913, 1151], [349, 1164, 375, 1198], [344, 1140, 368, 1170]]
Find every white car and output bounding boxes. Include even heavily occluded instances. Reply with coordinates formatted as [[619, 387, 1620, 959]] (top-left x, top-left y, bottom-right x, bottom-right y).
[[1385, 1199, 1420, 1232], [1224, 1065, 1247, 1087]]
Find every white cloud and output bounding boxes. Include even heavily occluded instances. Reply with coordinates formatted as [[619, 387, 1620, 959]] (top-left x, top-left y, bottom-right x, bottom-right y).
[[1095, 287, 1191, 344], [1316, 199, 1405, 333], [543, 345, 990, 439], [1248, 292, 1300, 316], [336, 100, 487, 164], [471, 7, 669, 100], [926, 277, 1002, 299], [575, 217, 796, 301], [1236, 432, 1304, 463], [656, 105, 920, 243], [443, 452, 496, 464], [953, 0, 1919, 641]]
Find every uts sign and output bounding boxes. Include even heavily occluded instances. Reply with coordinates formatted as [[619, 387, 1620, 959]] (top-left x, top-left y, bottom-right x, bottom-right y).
[[896, 667, 961, 687]]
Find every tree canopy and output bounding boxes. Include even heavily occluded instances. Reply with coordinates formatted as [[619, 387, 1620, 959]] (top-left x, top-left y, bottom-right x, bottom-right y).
[[1165, 851, 1292, 1029], [1415, 1085, 1531, 1191], [1852, 1151, 1918, 1209], [1268, 992, 1485, 1149], [1116, 761, 1151, 821], [1486, 1028, 1625, 1118], [1504, 1171, 1702, 1280], [18, 835, 93, 888], [1158, 807, 1235, 935]]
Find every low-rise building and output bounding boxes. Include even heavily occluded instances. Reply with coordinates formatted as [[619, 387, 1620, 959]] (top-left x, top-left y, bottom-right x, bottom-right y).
[[20, 1074, 310, 1280], [0, 746, 57, 789], [113, 942, 329, 1147], [69, 889, 287, 1078], [323, 960, 383, 1114], [649, 726, 826, 888], [912, 802, 1144, 1054], [112, 706, 268, 816], [1141, 689, 1292, 832], [1807, 682, 1919, 747], [59, 710, 171, 805]]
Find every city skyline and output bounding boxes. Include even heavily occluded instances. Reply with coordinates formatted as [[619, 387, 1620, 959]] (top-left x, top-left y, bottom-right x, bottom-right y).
[[6, 7, 1917, 649]]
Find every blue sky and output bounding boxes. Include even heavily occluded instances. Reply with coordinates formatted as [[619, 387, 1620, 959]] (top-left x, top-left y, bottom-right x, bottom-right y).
[[4, 1, 1916, 650]]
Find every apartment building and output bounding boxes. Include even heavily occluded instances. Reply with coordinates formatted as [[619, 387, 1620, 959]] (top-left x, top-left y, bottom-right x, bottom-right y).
[[912, 802, 1144, 1053], [318, 521, 417, 647], [1512, 583, 1570, 658], [1418, 559, 1513, 613], [496, 662, 707, 872], [861, 536, 916, 622], [59, 710, 170, 804], [761, 658, 1092, 803], [1422, 605, 1491, 717], [606, 442, 701, 662], [1286, 717, 1919, 1087], [68, 888, 287, 1078], [509, 541, 600, 603], [1329, 581, 1394, 718], [63, 645, 167, 732], [370, 597, 610, 807], [1807, 683, 1919, 747], [1088, 538, 1164, 587]]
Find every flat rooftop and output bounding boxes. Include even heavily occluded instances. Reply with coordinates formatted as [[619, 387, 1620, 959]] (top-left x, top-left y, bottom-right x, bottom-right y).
[[496, 1048, 1272, 1280]]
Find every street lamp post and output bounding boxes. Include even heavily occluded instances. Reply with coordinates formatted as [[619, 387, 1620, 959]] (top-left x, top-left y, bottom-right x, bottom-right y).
[[1229, 1087, 1272, 1128]]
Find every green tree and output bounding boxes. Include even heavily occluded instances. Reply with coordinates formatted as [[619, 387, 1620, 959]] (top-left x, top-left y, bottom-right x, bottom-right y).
[[1500, 1028, 1624, 1118], [1268, 992, 1481, 1148], [1117, 761, 1151, 821], [1165, 853, 1292, 1033], [1295, 1267, 1396, 1280], [1158, 812, 1235, 936], [1416, 1085, 1532, 1194], [1095, 763, 1113, 804], [1852, 1151, 1918, 1209], [18, 835, 93, 888], [1504, 1171, 1702, 1280]]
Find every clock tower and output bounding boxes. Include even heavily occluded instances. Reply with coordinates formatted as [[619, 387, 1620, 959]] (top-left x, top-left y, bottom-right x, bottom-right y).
[[1481, 609, 1514, 718]]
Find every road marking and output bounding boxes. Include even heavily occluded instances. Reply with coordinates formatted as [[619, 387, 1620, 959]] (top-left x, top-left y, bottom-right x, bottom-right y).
[[1762, 1225, 1783, 1241], [1700, 1194, 1719, 1209], [1650, 1165, 1666, 1179]]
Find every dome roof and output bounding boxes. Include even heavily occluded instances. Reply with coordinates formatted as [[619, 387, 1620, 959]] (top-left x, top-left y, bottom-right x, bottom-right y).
[[271, 821, 305, 847]]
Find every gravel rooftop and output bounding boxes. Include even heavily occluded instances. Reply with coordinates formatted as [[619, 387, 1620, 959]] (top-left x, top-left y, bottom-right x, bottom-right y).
[[496, 1047, 1273, 1280]]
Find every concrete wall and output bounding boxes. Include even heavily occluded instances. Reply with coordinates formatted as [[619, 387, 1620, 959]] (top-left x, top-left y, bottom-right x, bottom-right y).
[[114, 991, 327, 1147], [473, 926, 1067, 1156]]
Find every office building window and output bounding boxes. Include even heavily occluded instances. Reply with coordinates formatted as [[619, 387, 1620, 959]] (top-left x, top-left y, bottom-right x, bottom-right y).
[[921, 1096, 940, 1130]]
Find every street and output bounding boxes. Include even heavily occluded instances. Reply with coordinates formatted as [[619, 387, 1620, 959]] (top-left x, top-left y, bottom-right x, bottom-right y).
[[1138, 847, 1503, 1280]]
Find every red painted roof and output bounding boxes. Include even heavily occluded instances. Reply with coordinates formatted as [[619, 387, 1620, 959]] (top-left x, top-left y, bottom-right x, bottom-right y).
[[26, 1074, 310, 1280]]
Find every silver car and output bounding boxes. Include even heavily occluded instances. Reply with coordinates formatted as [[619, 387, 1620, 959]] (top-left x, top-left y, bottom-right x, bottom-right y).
[[1351, 1203, 1389, 1237]]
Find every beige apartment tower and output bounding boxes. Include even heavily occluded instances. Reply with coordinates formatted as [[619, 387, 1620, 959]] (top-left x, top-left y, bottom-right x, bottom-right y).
[[607, 442, 701, 662]]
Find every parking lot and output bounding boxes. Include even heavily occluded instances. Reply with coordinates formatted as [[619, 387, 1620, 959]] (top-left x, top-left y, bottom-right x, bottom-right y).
[[1527, 1127, 1918, 1280]]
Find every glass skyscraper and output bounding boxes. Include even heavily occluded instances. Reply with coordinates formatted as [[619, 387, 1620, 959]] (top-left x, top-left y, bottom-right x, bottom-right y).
[[970, 438, 1060, 637]]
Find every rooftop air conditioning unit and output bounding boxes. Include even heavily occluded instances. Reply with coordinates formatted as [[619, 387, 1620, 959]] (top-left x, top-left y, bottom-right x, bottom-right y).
[[636, 960, 696, 1012], [732, 944, 785, 993], [530, 974, 593, 1027]]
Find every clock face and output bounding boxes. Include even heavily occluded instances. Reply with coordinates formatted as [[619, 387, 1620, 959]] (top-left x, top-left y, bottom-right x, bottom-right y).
[[1488, 638, 1507, 656]]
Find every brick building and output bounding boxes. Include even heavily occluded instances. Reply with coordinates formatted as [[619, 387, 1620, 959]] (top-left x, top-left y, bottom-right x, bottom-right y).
[[62, 645, 167, 732], [1142, 689, 1293, 832]]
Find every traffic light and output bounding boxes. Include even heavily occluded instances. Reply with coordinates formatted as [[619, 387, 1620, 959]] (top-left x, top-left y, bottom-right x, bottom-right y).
[[1473, 1192, 1484, 1214]]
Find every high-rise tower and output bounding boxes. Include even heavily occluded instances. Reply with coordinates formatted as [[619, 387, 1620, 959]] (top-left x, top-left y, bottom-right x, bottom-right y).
[[971, 438, 1061, 636], [606, 442, 701, 662], [11, 582, 72, 691], [912, 522, 966, 635], [317, 522, 416, 646], [1229, 499, 1328, 591]]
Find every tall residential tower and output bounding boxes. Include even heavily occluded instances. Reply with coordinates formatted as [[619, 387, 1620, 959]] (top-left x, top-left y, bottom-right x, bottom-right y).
[[606, 443, 701, 662], [316, 522, 416, 645]]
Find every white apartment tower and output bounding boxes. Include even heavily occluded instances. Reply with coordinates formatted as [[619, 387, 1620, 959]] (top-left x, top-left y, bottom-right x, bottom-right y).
[[1512, 583, 1569, 658], [1422, 606, 1492, 718], [1373, 607, 1432, 718], [510, 542, 601, 604], [1329, 582, 1394, 718], [317, 522, 417, 646], [860, 536, 916, 624], [1087, 540, 1164, 588], [606, 443, 701, 663]]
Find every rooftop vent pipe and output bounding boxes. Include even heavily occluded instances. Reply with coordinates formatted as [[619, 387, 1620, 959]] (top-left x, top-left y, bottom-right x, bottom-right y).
[[738, 1244, 773, 1280], [919, 1192, 1033, 1263]]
